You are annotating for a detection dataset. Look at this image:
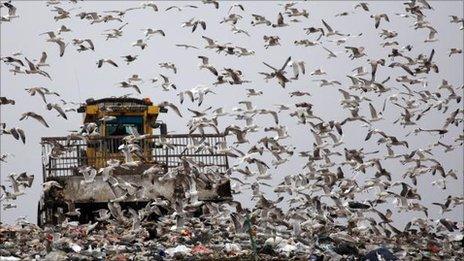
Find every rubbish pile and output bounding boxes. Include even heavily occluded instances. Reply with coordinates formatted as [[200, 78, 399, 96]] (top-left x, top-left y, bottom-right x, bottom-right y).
[[1, 200, 463, 260]]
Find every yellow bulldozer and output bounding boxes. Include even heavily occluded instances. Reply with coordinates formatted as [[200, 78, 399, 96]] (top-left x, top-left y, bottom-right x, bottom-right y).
[[38, 97, 231, 226]]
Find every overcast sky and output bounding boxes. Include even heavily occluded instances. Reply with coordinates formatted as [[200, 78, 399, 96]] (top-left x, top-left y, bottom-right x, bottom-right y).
[[1, 1, 463, 226]]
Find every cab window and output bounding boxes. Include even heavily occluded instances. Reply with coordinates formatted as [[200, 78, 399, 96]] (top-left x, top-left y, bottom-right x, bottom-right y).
[[105, 116, 143, 136]]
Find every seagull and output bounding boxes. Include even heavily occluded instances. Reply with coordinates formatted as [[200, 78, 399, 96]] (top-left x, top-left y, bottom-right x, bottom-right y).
[[1, 56, 24, 67], [313, 79, 342, 87], [352, 66, 368, 77], [202, 0, 219, 9], [165, 5, 185, 11], [25, 87, 59, 103], [158, 101, 182, 117], [246, 89, 263, 97], [79, 166, 97, 184], [159, 62, 177, 74], [265, 125, 289, 140], [220, 13, 243, 25], [46, 103, 68, 119], [141, 1, 159, 11], [310, 68, 327, 76], [188, 106, 212, 118], [251, 14, 272, 26], [231, 25, 250, 36], [58, 25, 72, 34], [94, 209, 111, 221], [322, 46, 338, 58], [321, 19, 347, 37], [369, 58, 386, 81], [182, 18, 206, 32], [371, 14, 390, 28], [19, 112, 50, 128], [198, 56, 218, 76], [424, 27, 438, 42], [449, 48, 462, 57], [303, 26, 325, 41], [73, 38, 94, 52], [24, 57, 51, 79], [102, 22, 129, 40], [224, 125, 249, 144], [43, 180, 62, 192], [263, 35, 280, 49], [335, 11, 350, 17], [97, 59, 118, 68], [290, 60, 305, 79], [142, 28, 165, 38], [235, 47, 255, 56], [132, 39, 148, 50], [128, 74, 143, 83], [449, 15, 464, 23], [261, 56, 292, 88], [35, 52, 49, 67], [228, 3, 244, 13], [354, 2, 369, 11], [2, 126, 25, 144], [368, 103, 383, 122], [272, 12, 288, 27], [178, 85, 215, 106], [258, 109, 279, 124], [290, 91, 311, 97], [286, 8, 309, 18], [1, 2, 19, 22], [116, 81, 141, 94], [345, 46, 367, 59], [175, 43, 199, 49], [121, 54, 138, 64], [158, 74, 176, 90], [0, 96, 15, 105], [294, 39, 320, 47], [223, 68, 250, 85], [201, 36, 219, 49], [65, 202, 81, 217]]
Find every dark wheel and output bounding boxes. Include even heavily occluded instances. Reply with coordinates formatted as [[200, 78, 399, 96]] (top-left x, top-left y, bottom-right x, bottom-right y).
[[37, 196, 46, 227]]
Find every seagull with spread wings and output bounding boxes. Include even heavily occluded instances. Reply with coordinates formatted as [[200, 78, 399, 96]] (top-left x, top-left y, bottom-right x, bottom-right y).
[[260, 56, 292, 88]]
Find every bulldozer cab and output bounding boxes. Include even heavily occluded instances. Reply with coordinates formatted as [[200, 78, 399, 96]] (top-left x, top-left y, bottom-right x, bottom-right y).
[[77, 97, 167, 168]]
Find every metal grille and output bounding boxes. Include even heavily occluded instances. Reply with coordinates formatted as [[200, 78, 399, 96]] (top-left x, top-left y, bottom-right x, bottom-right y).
[[41, 134, 230, 181]]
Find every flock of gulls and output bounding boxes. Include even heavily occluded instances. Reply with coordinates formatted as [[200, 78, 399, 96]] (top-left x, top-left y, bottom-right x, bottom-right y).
[[1, 0, 464, 260]]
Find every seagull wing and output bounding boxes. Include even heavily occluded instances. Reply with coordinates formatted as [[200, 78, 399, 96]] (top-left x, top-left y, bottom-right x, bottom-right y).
[[368, 103, 378, 119], [17, 128, 26, 144], [107, 59, 118, 67], [159, 74, 169, 83], [56, 40, 66, 57], [54, 104, 68, 119], [39, 52, 47, 63], [321, 19, 333, 32], [132, 85, 141, 94], [292, 61, 299, 78], [84, 39, 95, 50], [298, 62, 306, 74], [24, 57, 36, 70], [167, 103, 182, 117], [262, 62, 278, 71], [270, 111, 279, 124], [280, 56, 292, 71], [32, 113, 50, 128]]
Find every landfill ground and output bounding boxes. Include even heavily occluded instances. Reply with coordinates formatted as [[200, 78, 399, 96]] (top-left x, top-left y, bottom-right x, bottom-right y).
[[1, 212, 463, 260]]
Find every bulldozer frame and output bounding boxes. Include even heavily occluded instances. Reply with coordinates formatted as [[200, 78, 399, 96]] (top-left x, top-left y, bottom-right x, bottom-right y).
[[38, 133, 232, 226]]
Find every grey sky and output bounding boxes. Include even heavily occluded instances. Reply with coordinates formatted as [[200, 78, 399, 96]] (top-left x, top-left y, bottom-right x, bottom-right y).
[[1, 1, 463, 226]]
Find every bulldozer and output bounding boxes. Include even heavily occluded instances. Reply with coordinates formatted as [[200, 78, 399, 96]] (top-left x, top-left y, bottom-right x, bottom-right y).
[[38, 97, 232, 226]]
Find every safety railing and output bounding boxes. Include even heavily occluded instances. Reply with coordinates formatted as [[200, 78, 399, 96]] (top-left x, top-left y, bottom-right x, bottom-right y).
[[41, 134, 230, 181]]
